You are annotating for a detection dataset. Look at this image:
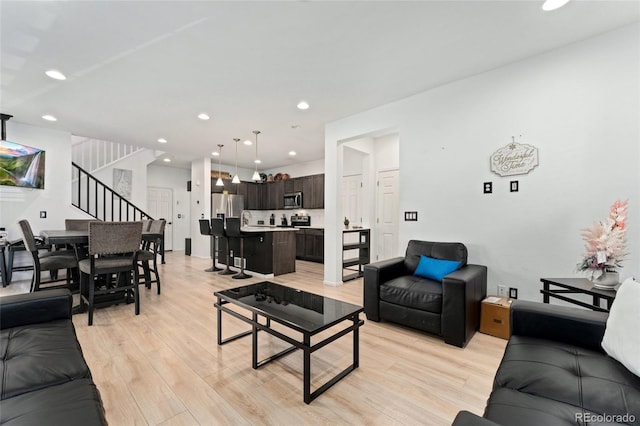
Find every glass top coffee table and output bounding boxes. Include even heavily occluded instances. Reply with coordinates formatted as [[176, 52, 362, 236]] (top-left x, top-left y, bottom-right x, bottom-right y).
[[214, 281, 364, 404]]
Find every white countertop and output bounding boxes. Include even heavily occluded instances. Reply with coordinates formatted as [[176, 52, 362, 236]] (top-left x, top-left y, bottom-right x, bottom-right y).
[[241, 226, 298, 232]]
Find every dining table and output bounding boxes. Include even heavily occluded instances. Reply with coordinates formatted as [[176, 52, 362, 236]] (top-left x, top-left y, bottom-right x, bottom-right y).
[[40, 229, 165, 263]]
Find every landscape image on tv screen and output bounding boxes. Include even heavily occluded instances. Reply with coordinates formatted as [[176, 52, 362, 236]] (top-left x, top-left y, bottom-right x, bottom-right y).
[[0, 140, 46, 189]]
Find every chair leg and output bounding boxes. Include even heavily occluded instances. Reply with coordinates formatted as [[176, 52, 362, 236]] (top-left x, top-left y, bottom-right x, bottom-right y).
[[152, 253, 161, 295], [142, 261, 152, 289], [133, 269, 140, 316], [32, 264, 41, 292], [232, 238, 251, 280], [79, 272, 87, 311], [205, 236, 222, 272], [219, 239, 235, 275], [88, 274, 95, 326]]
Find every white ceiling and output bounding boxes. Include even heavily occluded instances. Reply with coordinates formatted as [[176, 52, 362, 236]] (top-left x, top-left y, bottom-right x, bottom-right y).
[[2, 1, 638, 171]]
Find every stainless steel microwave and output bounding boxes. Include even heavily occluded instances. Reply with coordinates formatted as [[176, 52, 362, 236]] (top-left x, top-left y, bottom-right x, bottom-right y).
[[283, 192, 303, 209]]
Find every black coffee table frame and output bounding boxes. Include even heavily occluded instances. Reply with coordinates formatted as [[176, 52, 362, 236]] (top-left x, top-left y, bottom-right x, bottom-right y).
[[214, 290, 364, 404]]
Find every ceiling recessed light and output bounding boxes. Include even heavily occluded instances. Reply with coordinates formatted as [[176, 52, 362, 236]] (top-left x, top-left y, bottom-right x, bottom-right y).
[[289, 151, 297, 156], [197, 113, 210, 120], [163, 158, 171, 162], [296, 101, 309, 110], [254, 159, 262, 164], [42, 114, 57, 121], [542, 0, 570, 11], [212, 151, 219, 156], [157, 138, 167, 144], [244, 140, 252, 146], [45, 70, 66, 80]]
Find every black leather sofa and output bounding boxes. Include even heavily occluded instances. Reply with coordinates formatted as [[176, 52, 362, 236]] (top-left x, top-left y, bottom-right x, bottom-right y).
[[0, 289, 107, 426], [453, 300, 640, 426], [363, 240, 487, 347]]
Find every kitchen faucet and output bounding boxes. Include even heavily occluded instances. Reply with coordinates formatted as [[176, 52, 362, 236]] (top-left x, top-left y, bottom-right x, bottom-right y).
[[241, 210, 251, 226]]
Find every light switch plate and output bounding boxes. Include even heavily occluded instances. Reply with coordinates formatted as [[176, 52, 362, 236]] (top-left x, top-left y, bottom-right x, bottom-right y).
[[39, 211, 47, 218]]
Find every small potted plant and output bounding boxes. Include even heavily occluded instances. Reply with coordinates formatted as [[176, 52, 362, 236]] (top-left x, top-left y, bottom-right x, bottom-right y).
[[344, 217, 350, 229]]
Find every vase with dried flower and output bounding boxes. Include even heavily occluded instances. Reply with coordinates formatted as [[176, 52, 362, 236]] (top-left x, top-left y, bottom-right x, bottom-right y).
[[577, 199, 628, 289]]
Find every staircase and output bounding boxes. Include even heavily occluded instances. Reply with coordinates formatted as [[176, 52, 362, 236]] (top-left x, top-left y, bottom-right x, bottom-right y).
[[72, 162, 152, 222], [71, 135, 146, 173]]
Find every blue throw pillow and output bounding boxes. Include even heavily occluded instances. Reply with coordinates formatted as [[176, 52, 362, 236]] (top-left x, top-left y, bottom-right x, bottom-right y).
[[413, 255, 461, 282]]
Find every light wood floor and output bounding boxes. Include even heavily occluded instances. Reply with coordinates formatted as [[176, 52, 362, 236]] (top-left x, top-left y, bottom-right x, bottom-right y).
[[1, 253, 507, 425]]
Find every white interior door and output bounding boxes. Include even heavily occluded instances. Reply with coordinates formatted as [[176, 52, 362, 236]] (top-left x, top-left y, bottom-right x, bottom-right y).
[[342, 174, 362, 227], [147, 187, 173, 250], [376, 170, 399, 261]]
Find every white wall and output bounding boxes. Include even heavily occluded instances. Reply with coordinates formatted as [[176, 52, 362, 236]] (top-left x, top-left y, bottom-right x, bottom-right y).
[[190, 158, 212, 258], [264, 159, 324, 178], [325, 24, 640, 294], [0, 122, 88, 240], [147, 164, 191, 251], [374, 134, 399, 171], [92, 149, 158, 213]]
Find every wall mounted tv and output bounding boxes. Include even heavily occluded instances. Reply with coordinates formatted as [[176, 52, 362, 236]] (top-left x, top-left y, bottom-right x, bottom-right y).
[[0, 140, 46, 189]]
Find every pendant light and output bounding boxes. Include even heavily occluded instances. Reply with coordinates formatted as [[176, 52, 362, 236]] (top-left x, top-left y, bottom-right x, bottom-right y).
[[215, 144, 224, 186], [232, 138, 241, 184], [251, 130, 261, 182]]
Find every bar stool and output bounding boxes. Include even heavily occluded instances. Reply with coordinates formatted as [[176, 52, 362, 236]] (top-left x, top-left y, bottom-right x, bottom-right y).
[[199, 219, 221, 272], [224, 217, 252, 280], [211, 218, 235, 276]]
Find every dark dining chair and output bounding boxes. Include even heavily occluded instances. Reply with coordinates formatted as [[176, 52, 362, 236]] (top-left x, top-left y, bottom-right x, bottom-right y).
[[137, 219, 165, 294], [200, 219, 221, 272], [65, 218, 100, 231], [78, 221, 143, 326], [211, 217, 235, 275], [17, 220, 79, 292], [224, 217, 252, 279]]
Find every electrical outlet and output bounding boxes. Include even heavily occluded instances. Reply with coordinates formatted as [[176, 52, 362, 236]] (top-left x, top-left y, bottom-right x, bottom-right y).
[[509, 287, 518, 299], [39, 211, 47, 218], [497, 285, 508, 297]]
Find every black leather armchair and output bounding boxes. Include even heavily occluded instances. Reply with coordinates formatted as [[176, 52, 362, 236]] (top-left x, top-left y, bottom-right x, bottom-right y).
[[364, 240, 487, 347]]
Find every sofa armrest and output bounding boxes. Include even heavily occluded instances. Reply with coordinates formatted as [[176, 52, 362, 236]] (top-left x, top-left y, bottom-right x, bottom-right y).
[[451, 411, 500, 426], [442, 264, 487, 347], [0, 289, 72, 329], [511, 300, 608, 352], [363, 257, 406, 321]]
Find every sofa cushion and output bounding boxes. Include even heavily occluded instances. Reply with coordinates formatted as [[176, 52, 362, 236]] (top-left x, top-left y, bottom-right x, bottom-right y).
[[489, 335, 640, 425], [414, 255, 461, 282], [404, 240, 467, 273], [602, 277, 640, 377], [0, 319, 91, 400], [380, 275, 442, 313], [0, 378, 107, 426]]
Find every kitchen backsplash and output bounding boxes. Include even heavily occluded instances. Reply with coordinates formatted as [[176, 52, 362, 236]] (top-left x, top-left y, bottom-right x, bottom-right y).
[[245, 209, 324, 228]]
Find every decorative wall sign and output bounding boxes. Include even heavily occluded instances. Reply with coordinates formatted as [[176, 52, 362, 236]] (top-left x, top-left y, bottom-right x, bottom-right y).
[[490, 137, 539, 177], [113, 168, 132, 200]]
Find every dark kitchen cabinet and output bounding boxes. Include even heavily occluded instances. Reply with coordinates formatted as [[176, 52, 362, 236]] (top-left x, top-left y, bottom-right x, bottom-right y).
[[295, 228, 324, 263], [266, 180, 284, 210], [236, 174, 324, 211], [302, 174, 324, 209], [211, 179, 237, 194], [247, 182, 260, 210], [284, 178, 295, 193], [295, 230, 305, 259]]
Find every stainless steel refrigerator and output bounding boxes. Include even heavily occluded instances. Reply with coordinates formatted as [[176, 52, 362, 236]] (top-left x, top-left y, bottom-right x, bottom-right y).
[[211, 193, 244, 218]]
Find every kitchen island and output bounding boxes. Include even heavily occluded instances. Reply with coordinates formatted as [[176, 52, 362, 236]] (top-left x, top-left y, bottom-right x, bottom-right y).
[[217, 226, 297, 277]]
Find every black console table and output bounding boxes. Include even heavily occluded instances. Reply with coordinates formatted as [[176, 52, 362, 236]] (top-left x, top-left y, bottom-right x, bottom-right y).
[[540, 277, 617, 313]]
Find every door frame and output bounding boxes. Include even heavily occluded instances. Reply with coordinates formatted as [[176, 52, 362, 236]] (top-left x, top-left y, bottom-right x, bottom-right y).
[[147, 186, 174, 251]]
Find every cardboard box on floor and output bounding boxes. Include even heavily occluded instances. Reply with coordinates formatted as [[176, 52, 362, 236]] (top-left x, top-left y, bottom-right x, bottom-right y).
[[480, 296, 512, 340]]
